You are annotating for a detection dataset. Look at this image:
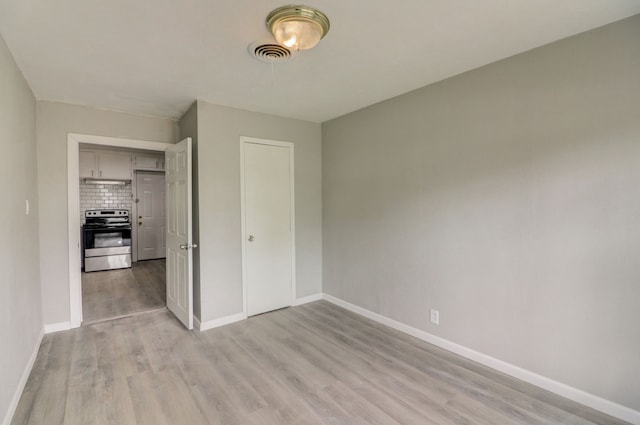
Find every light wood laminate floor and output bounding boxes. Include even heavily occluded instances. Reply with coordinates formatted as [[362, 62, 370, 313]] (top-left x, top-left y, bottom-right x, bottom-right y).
[[82, 259, 165, 323], [12, 301, 630, 425]]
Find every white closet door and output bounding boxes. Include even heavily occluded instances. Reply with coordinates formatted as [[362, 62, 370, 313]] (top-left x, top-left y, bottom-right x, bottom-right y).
[[242, 139, 295, 317]]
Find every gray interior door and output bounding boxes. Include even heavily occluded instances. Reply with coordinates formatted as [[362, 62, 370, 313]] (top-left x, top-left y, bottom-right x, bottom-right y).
[[136, 171, 166, 261]]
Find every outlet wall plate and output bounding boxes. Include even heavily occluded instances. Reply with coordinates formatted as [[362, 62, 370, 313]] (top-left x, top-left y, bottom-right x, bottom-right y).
[[430, 309, 440, 325]]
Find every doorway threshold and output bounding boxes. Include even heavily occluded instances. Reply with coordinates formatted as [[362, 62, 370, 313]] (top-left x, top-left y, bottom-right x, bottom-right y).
[[81, 306, 167, 326]]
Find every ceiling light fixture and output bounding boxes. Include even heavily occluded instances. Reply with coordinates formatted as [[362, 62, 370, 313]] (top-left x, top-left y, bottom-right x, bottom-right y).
[[266, 5, 330, 51]]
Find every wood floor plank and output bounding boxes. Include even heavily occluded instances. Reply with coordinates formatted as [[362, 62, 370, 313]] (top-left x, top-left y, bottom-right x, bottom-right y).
[[11, 302, 633, 425], [212, 327, 329, 425], [128, 368, 211, 425]]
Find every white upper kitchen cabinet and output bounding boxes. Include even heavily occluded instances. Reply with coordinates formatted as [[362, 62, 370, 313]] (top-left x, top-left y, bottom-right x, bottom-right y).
[[134, 154, 165, 171], [79, 150, 132, 179], [98, 151, 132, 179], [79, 151, 98, 178]]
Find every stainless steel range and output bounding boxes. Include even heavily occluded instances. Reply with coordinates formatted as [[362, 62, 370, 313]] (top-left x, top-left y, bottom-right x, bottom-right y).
[[82, 209, 132, 272]]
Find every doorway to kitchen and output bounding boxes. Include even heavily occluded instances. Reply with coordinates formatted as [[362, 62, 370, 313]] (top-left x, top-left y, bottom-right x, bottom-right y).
[[68, 134, 195, 329], [78, 143, 168, 324]]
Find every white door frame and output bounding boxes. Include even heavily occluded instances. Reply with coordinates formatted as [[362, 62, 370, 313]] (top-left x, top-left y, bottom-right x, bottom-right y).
[[240, 136, 296, 317], [67, 133, 173, 328]]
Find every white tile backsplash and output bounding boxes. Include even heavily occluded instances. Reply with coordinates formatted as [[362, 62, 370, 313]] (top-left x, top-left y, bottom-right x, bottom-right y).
[[80, 182, 132, 223]]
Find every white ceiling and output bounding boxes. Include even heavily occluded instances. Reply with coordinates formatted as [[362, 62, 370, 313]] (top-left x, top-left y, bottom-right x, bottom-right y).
[[1, 1, 639, 123]]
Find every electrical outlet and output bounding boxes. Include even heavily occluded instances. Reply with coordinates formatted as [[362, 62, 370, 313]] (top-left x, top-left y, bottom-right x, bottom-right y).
[[430, 309, 440, 325]]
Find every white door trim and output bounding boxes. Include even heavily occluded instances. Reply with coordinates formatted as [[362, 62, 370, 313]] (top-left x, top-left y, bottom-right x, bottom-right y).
[[240, 136, 296, 318], [67, 133, 173, 328]]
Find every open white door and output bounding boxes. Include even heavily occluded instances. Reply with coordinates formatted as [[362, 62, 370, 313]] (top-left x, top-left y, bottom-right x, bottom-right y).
[[165, 138, 194, 329]]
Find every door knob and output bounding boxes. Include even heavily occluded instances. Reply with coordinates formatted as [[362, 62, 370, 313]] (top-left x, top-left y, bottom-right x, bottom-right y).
[[248, 235, 255, 242], [138, 221, 143, 226], [180, 244, 198, 250]]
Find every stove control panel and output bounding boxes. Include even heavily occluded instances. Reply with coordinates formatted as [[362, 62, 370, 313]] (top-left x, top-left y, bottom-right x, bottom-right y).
[[85, 210, 129, 217]]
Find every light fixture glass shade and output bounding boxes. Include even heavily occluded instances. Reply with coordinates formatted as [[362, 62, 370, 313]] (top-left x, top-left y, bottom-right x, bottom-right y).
[[267, 5, 330, 51]]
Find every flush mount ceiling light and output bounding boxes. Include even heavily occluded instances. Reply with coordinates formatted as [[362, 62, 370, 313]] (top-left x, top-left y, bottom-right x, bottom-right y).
[[266, 5, 330, 51]]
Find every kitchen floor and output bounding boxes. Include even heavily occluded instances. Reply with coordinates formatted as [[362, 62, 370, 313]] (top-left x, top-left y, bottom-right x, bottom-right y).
[[82, 259, 166, 324]]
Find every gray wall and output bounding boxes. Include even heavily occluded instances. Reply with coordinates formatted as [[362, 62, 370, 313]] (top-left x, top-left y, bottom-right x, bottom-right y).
[[322, 15, 640, 411], [193, 101, 322, 323], [178, 102, 201, 319], [37, 101, 178, 325], [0, 34, 42, 423]]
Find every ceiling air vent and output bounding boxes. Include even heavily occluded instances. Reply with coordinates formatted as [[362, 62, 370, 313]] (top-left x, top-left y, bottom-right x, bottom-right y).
[[249, 42, 292, 63]]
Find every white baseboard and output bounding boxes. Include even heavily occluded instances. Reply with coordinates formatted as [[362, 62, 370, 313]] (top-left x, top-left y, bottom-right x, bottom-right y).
[[43, 321, 71, 334], [2, 327, 44, 425], [194, 294, 323, 332], [322, 294, 640, 425], [293, 293, 324, 306], [195, 312, 247, 332]]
